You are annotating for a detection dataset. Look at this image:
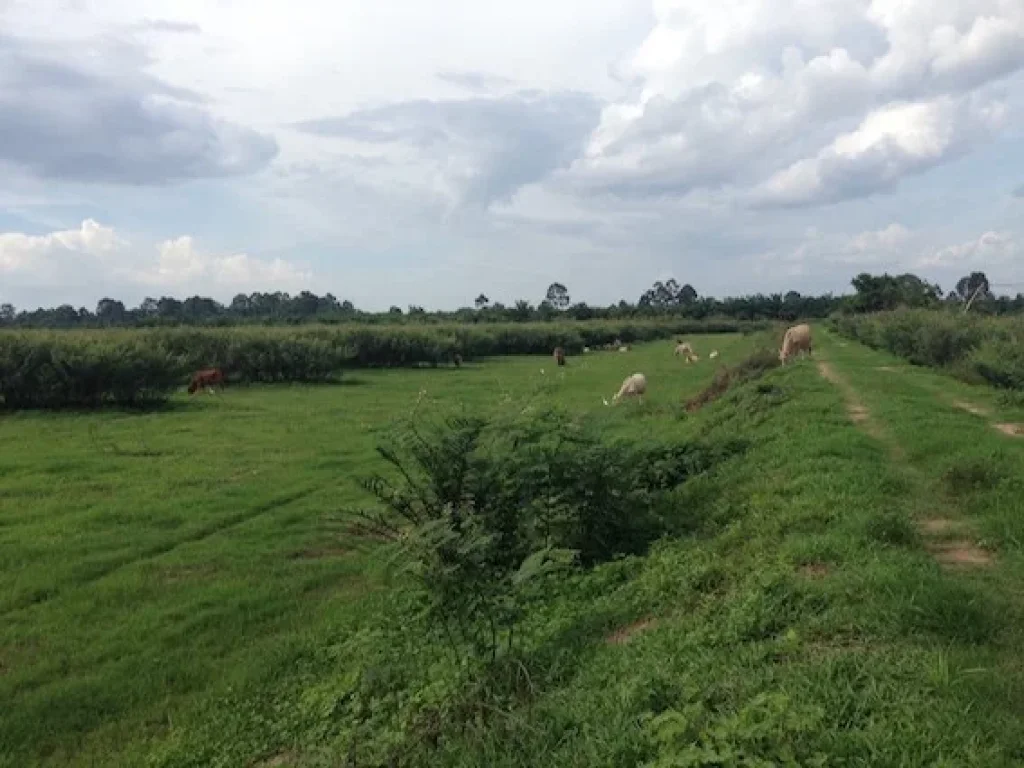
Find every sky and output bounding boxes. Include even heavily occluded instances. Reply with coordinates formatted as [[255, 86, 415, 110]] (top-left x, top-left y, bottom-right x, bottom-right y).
[[1, 0, 1023, 311]]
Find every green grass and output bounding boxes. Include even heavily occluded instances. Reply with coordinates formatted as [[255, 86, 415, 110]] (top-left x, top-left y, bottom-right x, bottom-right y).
[[3, 330, 1024, 766]]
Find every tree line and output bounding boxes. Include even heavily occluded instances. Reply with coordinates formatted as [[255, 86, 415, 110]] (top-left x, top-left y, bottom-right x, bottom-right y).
[[2, 271, 1020, 329]]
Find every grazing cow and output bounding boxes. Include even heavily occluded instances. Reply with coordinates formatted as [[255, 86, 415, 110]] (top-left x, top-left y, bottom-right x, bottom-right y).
[[188, 368, 225, 394], [583, 346, 590, 354], [674, 342, 698, 363], [709, 350, 719, 359], [553, 346, 567, 366], [779, 323, 812, 365], [453, 353, 463, 368], [608, 372, 647, 405]]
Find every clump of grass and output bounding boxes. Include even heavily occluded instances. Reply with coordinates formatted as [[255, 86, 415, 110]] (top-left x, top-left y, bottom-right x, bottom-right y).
[[941, 457, 1006, 497], [864, 510, 919, 547]]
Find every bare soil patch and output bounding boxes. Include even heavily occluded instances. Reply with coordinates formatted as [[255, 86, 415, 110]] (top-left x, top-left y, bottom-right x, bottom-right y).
[[798, 562, 830, 579], [816, 361, 841, 384], [994, 423, 1024, 437], [918, 518, 963, 536], [875, 366, 900, 372], [932, 541, 993, 568], [606, 617, 658, 645], [952, 400, 990, 417], [848, 404, 870, 424]]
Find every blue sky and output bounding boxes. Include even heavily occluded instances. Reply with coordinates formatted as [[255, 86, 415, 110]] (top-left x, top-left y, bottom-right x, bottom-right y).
[[1, 0, 1023, 311]]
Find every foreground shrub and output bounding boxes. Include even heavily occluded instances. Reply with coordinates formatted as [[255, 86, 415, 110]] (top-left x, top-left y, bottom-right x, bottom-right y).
[[346, 404, 743, 662]]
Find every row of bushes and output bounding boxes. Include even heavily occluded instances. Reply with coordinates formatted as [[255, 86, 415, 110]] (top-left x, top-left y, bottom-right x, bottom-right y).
[[0, 318, 758, 409], [831, 310, 1024, 389]]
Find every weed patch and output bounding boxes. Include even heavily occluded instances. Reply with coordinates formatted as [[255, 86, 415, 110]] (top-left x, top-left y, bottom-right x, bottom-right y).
[[685, 348, 781, 412]]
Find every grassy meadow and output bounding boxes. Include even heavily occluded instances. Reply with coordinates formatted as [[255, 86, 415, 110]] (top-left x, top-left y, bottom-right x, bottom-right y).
[[3, 329, 1024, 766]]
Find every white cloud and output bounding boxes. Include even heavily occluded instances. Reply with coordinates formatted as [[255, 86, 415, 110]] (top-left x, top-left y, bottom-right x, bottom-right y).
[[571, 0, 1024, 205], [918, 230, 1022, 269], [0, 220, 311, 303], [1, 1, 1024, 309], [745, 223, 1024, 294], [752, 96, 1005, 206]]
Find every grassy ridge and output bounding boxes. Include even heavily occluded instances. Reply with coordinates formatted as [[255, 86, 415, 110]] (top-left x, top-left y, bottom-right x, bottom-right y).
[[4, 331, 1024, 766], [832, 309, 1024, 389], [0, 319, 756, 409]]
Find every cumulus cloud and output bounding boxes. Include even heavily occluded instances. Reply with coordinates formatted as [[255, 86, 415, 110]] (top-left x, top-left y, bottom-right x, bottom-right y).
[[0, 220, 310, 302], [294, 90, 602, 207], [0, 32, 277, 184], [571, 0, 1024, 205], [752, 96, 1005, 207], [917, 230, 1023, 269]]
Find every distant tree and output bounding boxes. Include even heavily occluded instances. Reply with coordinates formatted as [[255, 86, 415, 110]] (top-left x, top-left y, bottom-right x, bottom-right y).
[[292, 290, 320, 317], [181, 296, 222, 321], [511, 300, 533, 322], [849, 272, 940, 313], [96, 298, 126, 325], [408, 305, 426, 316], [388, 305, 403, 315], [0, 303, 15, 324], [544, 282, 570, 311], [156, 297, 182, 319], [229, 294, 251, 316], [474, 293, 490, 310], [955, 272, 992, 311], [567, 302, 594, 320], [139, 297, 159, 317], [678, 283, 698, 305]]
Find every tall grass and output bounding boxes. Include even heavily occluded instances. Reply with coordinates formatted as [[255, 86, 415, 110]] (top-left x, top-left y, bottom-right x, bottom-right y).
[[831, 309, 1024, 389], [0, 319, 757, 409]]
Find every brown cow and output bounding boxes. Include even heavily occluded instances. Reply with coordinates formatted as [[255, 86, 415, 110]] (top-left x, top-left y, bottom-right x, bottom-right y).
[[188, 368, 225, 394], [553, 346, 567, 366]]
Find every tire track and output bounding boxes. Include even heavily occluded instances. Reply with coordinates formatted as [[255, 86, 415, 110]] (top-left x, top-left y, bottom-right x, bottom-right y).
[[816, 361, 894, 451], [1, 487, 317, 617], [815, 358, 992, 570]]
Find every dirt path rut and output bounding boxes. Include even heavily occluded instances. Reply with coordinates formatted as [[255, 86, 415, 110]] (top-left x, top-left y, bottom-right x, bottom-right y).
[[815, 358, 992, 570]]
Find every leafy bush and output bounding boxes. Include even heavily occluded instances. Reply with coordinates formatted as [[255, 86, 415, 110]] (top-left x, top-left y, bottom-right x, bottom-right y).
[[643, 692, 828, 767], [346, 405, 743, 662]]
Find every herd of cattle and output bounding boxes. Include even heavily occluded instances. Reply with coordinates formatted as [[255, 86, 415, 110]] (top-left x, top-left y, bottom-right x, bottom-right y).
[[186, 324, 814, 404], [600, 322, 812, 406]]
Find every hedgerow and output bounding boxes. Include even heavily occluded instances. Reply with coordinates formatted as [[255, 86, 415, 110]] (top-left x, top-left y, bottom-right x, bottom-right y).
[[831, 309, 1024, 389], [0, 319, 757, 409]]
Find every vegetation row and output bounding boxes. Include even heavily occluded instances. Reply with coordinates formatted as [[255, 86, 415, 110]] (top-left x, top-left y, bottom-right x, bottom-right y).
[[0, 318, 754, 409], [831, 309, 1024, 390]]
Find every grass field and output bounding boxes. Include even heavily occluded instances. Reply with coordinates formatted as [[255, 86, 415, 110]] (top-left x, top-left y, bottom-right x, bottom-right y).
[[3, 329, 1024, 766]]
